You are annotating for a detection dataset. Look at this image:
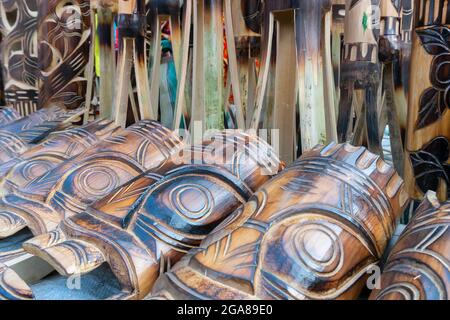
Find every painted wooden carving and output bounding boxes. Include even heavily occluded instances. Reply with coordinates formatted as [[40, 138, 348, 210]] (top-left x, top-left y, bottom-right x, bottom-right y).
[[370, 192, 450, 300], [0, 107, 21, 126], [37, 0, 91, 111], [0, 107, 81, 164], [149, 143, 409, 300], [249, 0, 337, 164], [404, 0, 450, 202], [17, 132, 282, 300], [0, 0, 39, 116], [0, 119, 119, 193], [337, 0, 382, 154]]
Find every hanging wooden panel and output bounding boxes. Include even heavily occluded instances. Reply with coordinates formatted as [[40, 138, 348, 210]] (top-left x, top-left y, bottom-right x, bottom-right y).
[[0, 0, 39, 116], [404, 0, 450, 202], [37, 0, 91, 111], [149, 143, 409, 300], [370, 192, 450, 300]]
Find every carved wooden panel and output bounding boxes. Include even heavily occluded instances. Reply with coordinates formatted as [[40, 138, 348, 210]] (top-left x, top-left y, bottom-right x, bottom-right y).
[[37, 0, 91, 111], [0, 0, 39, 116], [404, 0, 450, 202], [17, 132, 282, 300], [149, 143, 409, 300], [370, 192, 450, 300], [0, 107, 21, 125], [0, 119, 119, 194], [0, 107, 82, 164]]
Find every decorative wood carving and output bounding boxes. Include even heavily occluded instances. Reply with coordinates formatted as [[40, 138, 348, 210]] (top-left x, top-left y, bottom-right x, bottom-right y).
[[0, 120, 183, 241], [249, 0, 337, 164], [18, 132, 282, 300], [370, 191, 450, 300], [0, 119, 119, 194], [404, 0, 450, 202], [0, 107, 21, 126], [37, 0, 91, 111], [0, 0, 39, 116], [149, 143, 410, 300], [0, 107, 82, 164], [337, 0, 382, 154], [0, 262, 33, 300]]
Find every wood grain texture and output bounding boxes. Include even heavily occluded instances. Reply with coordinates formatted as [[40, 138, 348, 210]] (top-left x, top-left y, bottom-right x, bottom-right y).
[[0, 262, 33, 300], [0, 107, 21, 126], [370, 192, 450, 300], [0, 119, 119, 198], [0, 0, 39, 116], [404, 0, 450, 202], [0, 107, 82, 164], [149, 143, 410, 300], [21, 132, 282, 299], [0, 121, 183, 250], [37, 0, 92, 111]]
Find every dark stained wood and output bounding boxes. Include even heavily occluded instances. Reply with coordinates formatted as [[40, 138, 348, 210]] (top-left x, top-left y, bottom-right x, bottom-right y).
[[0, 119, 119, 195], [370, 191, 450, 300], [404, 0, 450, 202], [0, 0, 39, 116], [0, 107, 83, 164], [19, 132, 282, 299], [37, 0, 92, 112], [149, 143, 410, 300]]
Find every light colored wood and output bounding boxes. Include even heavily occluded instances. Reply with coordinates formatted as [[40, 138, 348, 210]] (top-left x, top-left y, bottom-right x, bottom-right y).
[[224, 0, 245, 129], [114, 38, 134, 127], [119, 0, 136, 14]]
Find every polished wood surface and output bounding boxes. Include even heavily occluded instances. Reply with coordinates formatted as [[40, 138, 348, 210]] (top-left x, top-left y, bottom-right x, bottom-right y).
[[21, 131, 282, 299], [149, 143, 409, 300], [0, 107, 21, 126], [0, 119, 119, 196], [0, 0, 39, 115], [0, 107, 83, 164], [404, 0, 450, 202], [370, 192, 450, 300]]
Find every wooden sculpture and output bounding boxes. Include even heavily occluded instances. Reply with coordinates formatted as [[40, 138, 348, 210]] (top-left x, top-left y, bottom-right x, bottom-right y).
[[114, 0, 154, 127], [0, 0, 39, 116], [337, 0, 382, 154], [0, 119, 119, 193], [404, 0, 450, 202], [149, 143, 410, 300], [370, 191, 450, 300], [0, 107, 83, 164], [0, 107, 21, 126], [37, 0, 91, 112], [18, 132, 282, 300], [249, 0, 337, 164]]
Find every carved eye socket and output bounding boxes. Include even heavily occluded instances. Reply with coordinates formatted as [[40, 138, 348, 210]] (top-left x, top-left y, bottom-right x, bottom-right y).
[[281, 221, 344, 278]]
